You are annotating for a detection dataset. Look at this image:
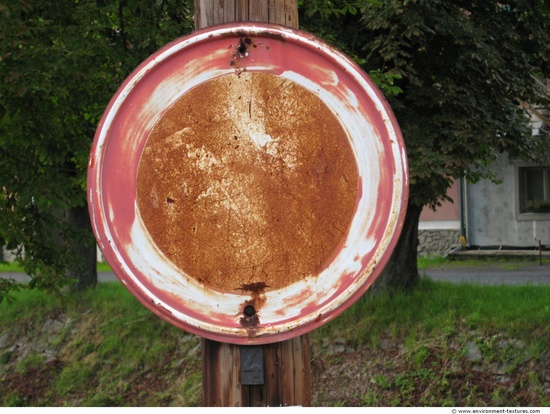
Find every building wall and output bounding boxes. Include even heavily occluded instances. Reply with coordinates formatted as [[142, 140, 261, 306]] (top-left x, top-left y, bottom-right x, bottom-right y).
[[418, 181, 461, 256], [420, 181, 460, 222], [418, 99, 550, 253], [465, 153, 550, 247], [418, 228, 461, 257]]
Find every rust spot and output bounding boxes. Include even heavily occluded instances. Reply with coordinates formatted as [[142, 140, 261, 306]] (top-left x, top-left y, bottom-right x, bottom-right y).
[[235, 31, 256, 41], [239, 299, 261, 328], [243, 286, 267, 312], [136, 72, 359, 293], [237, 39, 249, 58], [239, 281, 268, 293], [240, 313, 260, 328], [238, 282, 267, 330], [256, 31, 285, 42]]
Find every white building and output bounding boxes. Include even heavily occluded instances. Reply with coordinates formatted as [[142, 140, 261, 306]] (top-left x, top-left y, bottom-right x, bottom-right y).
[[419, 81, 550, 255]]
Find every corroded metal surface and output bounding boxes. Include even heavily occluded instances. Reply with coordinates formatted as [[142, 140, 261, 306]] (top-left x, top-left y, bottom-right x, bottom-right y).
[[137, 72, 357, 293], [88, 23, 408, 344]]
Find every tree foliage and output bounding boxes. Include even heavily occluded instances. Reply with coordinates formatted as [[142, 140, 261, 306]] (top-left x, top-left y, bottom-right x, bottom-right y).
[[300, 0, 550, 290], [0, 0, 194, 301], [1, 0, 549, 300], [301, 0, 550, 206]]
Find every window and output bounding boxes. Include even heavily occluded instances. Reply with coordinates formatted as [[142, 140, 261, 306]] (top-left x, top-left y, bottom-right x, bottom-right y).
[[519, 167, 550, 213]]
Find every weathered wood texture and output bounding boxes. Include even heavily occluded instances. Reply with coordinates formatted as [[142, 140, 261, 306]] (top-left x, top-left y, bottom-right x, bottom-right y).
[[194, 0, 298, 29], [202, 336, 311, 406], [194, 0, 309, 407]]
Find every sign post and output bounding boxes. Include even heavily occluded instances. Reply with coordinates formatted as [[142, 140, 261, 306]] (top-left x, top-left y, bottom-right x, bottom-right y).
[[88, 0, 408, 407], [193, 0, 311, 406]]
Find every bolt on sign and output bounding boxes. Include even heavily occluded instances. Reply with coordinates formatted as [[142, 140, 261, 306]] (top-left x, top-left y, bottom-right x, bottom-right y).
[[88, 23, 409, 345]]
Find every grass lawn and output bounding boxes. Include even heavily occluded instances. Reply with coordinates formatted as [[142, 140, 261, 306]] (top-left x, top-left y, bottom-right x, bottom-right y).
[[0, 276, 548, 407]]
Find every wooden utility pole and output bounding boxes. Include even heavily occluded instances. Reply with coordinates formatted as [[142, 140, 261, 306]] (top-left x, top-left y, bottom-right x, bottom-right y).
[[193, 0, 311, 407], [194, 0, 298, 29], [202, 335, 311, 406]]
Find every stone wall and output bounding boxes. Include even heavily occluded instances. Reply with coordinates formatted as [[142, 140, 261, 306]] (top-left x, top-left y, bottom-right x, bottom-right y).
[[418, 229, 461, 257]]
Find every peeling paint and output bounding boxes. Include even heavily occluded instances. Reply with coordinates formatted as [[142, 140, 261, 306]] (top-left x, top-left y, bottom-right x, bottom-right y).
[[87, 23, 408, 345]]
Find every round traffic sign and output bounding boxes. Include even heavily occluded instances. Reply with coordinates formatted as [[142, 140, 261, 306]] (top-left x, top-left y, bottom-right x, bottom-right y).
[[88, 23, 408, 344]]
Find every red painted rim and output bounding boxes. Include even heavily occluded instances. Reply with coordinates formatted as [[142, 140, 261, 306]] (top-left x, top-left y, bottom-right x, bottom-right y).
[[88, 23, 408, 344]]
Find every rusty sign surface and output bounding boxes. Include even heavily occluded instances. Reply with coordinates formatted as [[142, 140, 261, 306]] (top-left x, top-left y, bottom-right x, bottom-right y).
[[88, 23, 408, 345]]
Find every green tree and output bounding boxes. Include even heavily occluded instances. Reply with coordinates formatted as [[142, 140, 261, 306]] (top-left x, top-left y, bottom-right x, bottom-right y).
[[300, 0, 550, 290], [0, 0, 194, 300], [2, 0, 549, 302]]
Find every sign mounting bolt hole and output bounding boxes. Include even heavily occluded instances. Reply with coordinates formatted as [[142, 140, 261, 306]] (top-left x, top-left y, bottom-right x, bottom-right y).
[[243, 305, 256, 317]]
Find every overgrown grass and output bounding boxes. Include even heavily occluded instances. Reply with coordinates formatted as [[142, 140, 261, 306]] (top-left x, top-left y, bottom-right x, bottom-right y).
[[312, 279, 549, 406], [0, 283, 202, 407], [315, 278, 550, 346], [0, 288, 59, 322], [1, 277, 549, 406]]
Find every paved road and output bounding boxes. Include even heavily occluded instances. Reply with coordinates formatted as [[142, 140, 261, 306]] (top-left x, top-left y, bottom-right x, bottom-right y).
[[2, 264, 550, 285], [0, 271, 120, 284], [422, 262, 550, 285]]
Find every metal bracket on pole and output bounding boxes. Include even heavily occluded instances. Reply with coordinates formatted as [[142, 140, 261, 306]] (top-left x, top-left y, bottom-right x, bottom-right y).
[[241, 346, 265, 385]]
